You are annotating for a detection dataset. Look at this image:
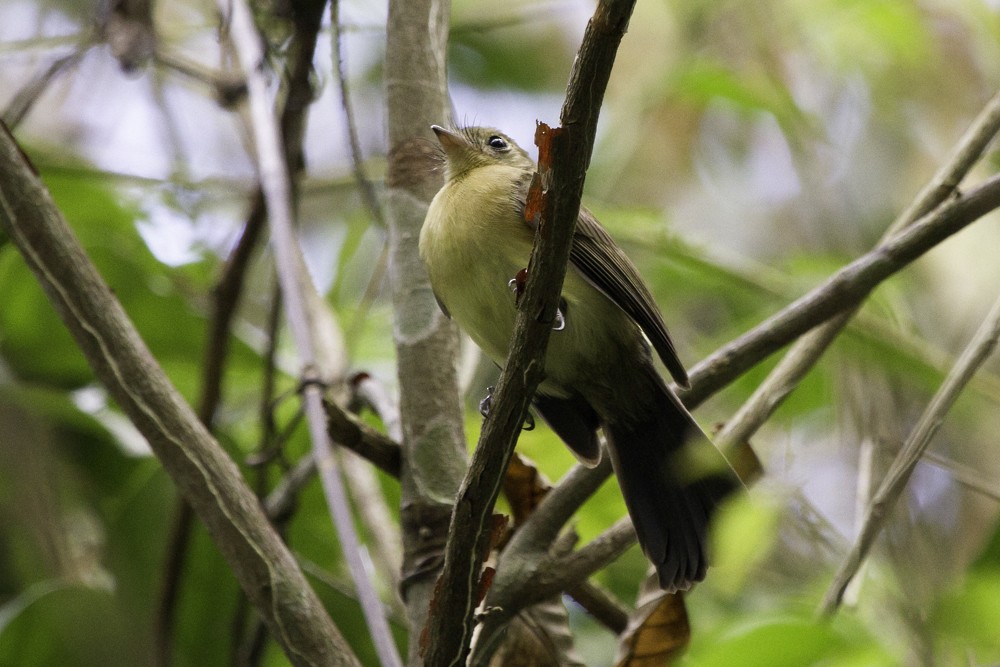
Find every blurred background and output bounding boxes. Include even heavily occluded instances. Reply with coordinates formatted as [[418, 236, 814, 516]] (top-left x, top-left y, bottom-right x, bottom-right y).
[[2, 0, 1000, 664]]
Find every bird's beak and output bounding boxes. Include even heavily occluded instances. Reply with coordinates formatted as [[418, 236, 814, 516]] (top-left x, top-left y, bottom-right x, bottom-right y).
[[431, 125, 472, 161]]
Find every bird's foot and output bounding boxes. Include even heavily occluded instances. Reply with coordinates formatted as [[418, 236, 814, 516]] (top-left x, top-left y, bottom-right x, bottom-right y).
[[479, 386, 495, 418], [479, 385, 536, 430], [507, 268, 529, 304], [553, 305, 566, 331], [507, 269, 567, 331]]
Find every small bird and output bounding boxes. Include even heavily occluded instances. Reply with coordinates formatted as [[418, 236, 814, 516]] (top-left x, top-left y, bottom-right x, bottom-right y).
[[419, 125, 740, 591]]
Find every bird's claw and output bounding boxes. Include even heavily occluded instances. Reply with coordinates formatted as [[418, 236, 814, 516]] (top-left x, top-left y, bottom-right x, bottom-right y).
[[479, 385, 536, 430], [479, 386, 495, 418], [508, 270, 567, 332], [553, 307, 566, 331], [508, 267, 529, 304]]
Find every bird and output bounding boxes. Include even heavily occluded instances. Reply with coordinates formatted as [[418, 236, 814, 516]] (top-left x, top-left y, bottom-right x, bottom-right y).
[[418, 125, 740, 592]]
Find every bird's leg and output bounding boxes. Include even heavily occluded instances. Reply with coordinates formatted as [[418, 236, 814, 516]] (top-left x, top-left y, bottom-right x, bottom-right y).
[[507, 268, 567, 331], [479, 385, 536, 431]]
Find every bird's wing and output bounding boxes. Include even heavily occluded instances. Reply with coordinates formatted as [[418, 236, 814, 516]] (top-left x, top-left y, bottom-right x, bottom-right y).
[[569, 208, 689, 387]]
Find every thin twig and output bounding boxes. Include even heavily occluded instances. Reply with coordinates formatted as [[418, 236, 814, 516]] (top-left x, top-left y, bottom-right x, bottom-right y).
[[483, 172, 1000, 600], [159, 0, 328, 652], [715, 89, 1000, 456], [324, 397, 402, 477], [331, 3, 384, 225], [2, 42, 93, 128], [819, 292, 1000, 615], [567, 580, 629, 635], [219, 2, 402, 665], [681, 172, 1000, 409]]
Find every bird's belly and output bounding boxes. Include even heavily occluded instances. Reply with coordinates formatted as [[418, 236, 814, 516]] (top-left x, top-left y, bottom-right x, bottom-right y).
[[436, 250, 627, 398]]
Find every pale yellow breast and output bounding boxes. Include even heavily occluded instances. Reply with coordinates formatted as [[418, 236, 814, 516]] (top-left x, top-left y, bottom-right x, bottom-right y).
[[419, 164, 634, 397], [420, 165, 534, 363]]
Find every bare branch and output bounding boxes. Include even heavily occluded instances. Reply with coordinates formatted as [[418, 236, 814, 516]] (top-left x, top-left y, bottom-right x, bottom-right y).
[[2, 41, 93, 128], [503, 457, 613, 556], [566, 580, 629, 635], [681, 171, 1000, 409], [473, 519, 637, 661], [715, 89, 1000, 455], [819, 291, 1000, 615], [218, 1, 401, 664]]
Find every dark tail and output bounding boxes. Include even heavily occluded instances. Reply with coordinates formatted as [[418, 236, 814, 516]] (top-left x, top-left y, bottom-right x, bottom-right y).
[[604, 380, 740, 592]]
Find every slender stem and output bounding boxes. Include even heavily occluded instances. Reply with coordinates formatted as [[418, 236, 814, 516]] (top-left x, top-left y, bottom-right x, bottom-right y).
[[219, 2, 402, 665], [819, 292, 1000, 615], [715, 89, 1000, 455]]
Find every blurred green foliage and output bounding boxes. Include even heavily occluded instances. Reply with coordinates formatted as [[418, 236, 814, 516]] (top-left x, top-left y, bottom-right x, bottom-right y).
[[2, 0, 1000, 665]]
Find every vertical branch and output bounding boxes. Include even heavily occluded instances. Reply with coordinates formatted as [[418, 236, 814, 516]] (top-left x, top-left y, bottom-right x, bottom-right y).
[[157, 1, 329, 657], [383, 0, 470, 657], [219, 2, 402, 665], [421, 2, 637, 665]]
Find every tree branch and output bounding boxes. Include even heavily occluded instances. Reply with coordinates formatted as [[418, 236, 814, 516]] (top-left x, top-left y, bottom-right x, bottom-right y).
[[715, 89, 1000, 455], [475, 170, 1000, 615], [421, 2, 637, 664], [472, 519, 637, 662], [681, 171, 1000, 409], [383, 0, 471, 657], [219, 1, 401, 664], [0, 122, 358, 665], [819, 290, 1000, 615]]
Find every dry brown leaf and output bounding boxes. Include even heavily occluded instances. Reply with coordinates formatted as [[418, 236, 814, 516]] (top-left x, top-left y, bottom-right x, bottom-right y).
[[615, 573, 691, 666], [503, 452, 554, 527]]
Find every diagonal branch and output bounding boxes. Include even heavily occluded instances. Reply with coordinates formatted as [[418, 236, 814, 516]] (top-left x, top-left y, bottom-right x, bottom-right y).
[[421, 2, 638, 664], [715, 89, 1000, 455], [0, 123, 358, 665], [680, 171, 1000, 409], [819, 291, 1000, 615], [480, 171, 1000, 601], [218, 2, 401, 665]]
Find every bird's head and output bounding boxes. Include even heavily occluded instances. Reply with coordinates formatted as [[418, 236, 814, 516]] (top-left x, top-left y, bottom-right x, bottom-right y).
[[431, 125, 534, 182]]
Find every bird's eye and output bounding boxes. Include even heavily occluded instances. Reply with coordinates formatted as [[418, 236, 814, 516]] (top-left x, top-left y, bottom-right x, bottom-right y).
[[487, 135, 509, 151]]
